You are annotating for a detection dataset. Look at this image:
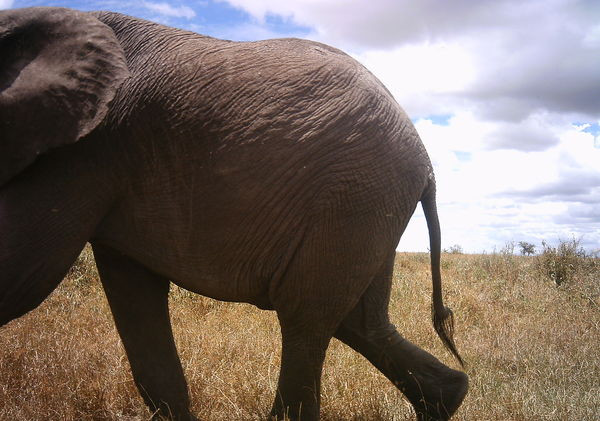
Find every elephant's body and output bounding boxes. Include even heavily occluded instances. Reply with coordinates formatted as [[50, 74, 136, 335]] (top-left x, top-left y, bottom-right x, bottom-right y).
[[91, 12, 426, 309], [1, 8, 467, 421]]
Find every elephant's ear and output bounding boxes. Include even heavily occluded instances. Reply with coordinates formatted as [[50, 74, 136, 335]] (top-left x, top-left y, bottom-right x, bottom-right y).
[[0, 7, 130, 186]]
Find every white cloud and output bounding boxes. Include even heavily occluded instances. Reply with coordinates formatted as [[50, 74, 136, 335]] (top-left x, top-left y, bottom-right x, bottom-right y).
[[583, 24, 600, 47], [142, 2, 196, 19], [0, 0, 13, 10], [352, 43, 476, 117], [400, 115, 600, 252], [484, 114, 561, 152], [220, 0, 542, 48]]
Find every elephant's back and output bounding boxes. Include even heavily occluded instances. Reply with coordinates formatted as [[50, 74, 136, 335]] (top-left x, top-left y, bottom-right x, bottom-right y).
[[96, 12, 431, 211], [95, 11, 421, 163]]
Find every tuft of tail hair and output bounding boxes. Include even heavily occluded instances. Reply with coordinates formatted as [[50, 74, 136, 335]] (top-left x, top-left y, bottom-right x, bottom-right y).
[[421, 179, 464, 367], [432, 301, 464, 367]]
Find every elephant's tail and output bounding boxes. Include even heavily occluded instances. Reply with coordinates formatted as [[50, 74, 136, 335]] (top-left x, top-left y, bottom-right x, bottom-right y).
[[421, 180, 464, 367]]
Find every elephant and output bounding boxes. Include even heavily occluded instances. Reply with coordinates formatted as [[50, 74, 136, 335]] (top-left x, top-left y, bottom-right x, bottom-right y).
[[0, 6, 468, 421]]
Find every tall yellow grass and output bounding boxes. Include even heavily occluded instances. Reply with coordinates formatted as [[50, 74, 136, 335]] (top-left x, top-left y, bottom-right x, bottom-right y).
[[1, 246, 598, 420]]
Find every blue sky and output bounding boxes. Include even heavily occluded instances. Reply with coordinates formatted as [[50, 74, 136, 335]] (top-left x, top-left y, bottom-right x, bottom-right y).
[[2, 0, 599, 253], [3, 1, 312, 39]]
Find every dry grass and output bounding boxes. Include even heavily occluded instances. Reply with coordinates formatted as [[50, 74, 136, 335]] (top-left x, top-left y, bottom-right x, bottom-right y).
[[1, 245, 599, 420]]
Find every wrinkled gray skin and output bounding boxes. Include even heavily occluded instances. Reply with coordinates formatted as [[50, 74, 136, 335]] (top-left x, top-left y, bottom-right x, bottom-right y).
[[0, 7, 468, 421]]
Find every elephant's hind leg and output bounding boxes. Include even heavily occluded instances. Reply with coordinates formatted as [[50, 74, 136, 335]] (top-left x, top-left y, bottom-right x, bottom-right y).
[[334, 254, 468, 420], [271, 320, 331, 421], [92, 243, 193, 421], [269, 218, 394, 420]]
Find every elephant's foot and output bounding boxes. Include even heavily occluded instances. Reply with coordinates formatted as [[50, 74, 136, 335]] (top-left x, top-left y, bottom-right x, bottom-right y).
[[385, 334, 468, 420], [335, 323, 467, 420], [408, 367, 468, 421]]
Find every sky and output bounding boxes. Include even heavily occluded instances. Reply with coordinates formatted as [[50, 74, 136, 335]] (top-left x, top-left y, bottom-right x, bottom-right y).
[[2, 0, 599, 253]]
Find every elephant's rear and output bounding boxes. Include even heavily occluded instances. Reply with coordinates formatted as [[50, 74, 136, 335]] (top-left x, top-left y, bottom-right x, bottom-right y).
[[228, 41, 435, 291], [233, 43, 439, 312]]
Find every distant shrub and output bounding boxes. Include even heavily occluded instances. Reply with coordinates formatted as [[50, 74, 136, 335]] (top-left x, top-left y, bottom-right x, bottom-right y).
[[518, 241, 536, 256], [500, 241, 515, 255], [536, 238, 588, 286], [444, 244, 463, 254]]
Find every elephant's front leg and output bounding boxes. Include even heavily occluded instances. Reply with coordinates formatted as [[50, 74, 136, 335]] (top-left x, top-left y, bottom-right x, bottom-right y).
[[92, 243, 194, 420]]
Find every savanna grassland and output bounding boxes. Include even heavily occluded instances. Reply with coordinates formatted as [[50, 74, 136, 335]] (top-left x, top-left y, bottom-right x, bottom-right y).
[[1, 243, 599, 420]]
